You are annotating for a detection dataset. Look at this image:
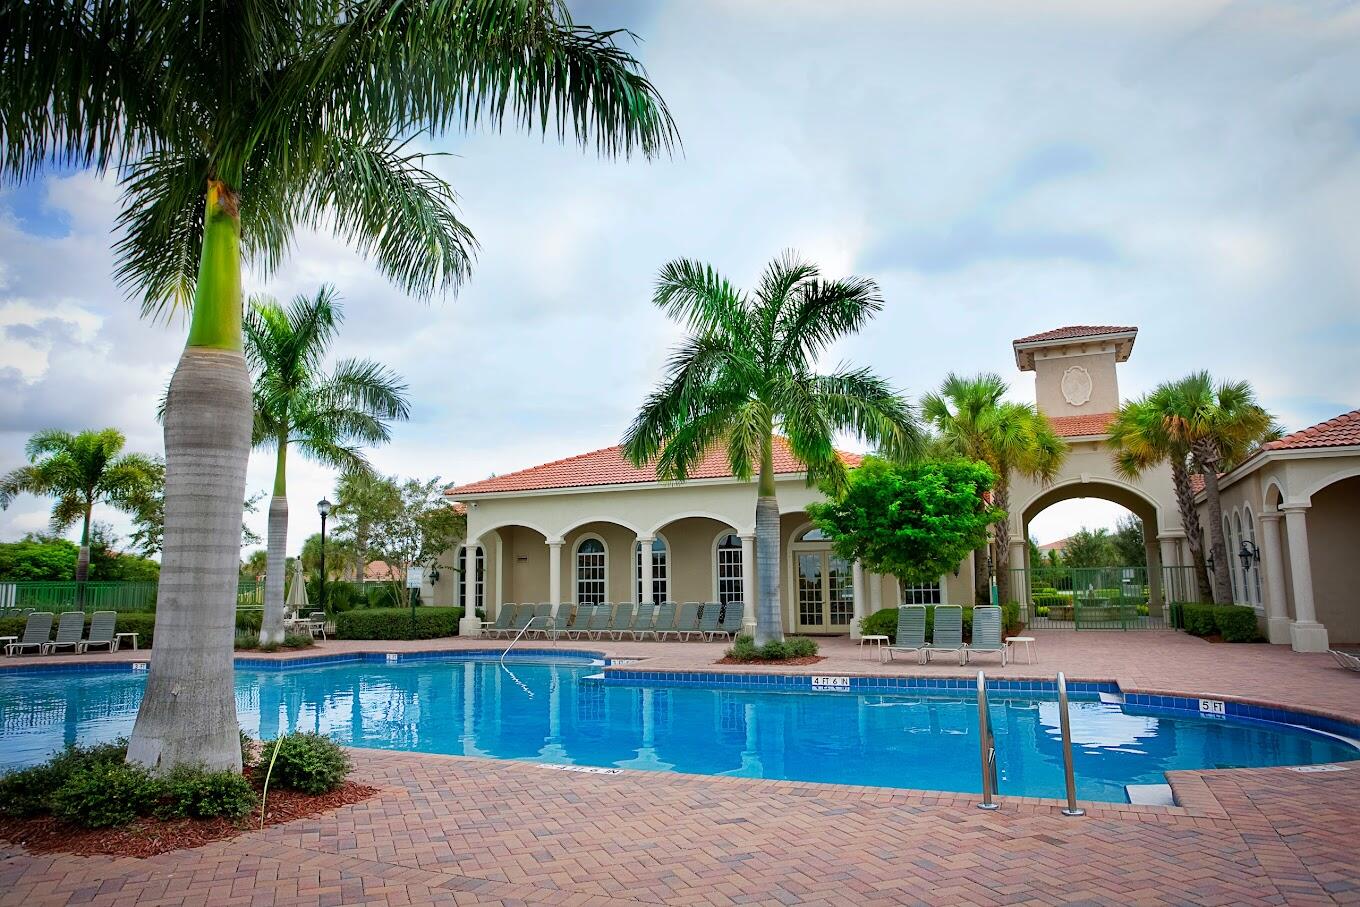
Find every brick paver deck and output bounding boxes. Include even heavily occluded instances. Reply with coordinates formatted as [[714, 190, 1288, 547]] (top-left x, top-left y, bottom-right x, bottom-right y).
[[2, 632, 1358, 905]]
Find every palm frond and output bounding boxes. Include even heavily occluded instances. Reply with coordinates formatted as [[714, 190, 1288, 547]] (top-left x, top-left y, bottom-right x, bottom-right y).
[[652, 258, 751, 340], [803, 367, 925, 464], [774, 275, 882, 368]]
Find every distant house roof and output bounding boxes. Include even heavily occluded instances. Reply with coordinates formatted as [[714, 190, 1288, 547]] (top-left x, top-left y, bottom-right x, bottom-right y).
[[363, 560, 398, 581], [1047, 412, 1115, 438], [1262, 408, 1360, 451], [1013, 325, 1137, 369], [1038, 537, 1070, 553], [446, 438, 864, 497]]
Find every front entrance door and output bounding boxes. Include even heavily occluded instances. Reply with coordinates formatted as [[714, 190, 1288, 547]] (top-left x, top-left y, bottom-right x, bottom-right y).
[[794, 550, 854, 634]]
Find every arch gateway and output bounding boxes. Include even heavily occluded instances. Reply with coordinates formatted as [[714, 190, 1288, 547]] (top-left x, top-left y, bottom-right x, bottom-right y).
[[434, 325, 1355, 651]]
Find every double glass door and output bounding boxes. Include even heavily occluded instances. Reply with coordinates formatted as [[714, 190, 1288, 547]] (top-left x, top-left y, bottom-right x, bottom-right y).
[[795, 550, 854, 633]]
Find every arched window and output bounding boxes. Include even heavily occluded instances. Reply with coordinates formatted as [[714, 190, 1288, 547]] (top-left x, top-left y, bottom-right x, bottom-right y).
[[457, 545, 484, 609], [1231, 512, 1246, 605], [1242, 508, 1262, 607], [715, 533, 744, 605], [798, 527, 830, 541], [1222, 515, 1238, 601], [575, 537, 606, 604], [635, 536, 668, 603]]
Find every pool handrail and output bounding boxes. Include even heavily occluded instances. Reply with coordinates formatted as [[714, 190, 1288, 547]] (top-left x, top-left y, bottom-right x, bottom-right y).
[[976, 670, 999, 810], [1056, 672, 1085, 816]]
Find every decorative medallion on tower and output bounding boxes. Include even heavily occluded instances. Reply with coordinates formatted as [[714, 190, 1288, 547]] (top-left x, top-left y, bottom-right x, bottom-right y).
[[1060, 366, 1093, 407]]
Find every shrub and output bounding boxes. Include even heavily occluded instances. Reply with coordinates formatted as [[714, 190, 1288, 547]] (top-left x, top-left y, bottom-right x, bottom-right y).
[[364, 585, 408, 609], [1179, 603, 1218, 637], [785, 636, 818, 658], [725, 635, 818, 661], [858, 604, 1023, 643], [241, 730, 256, 770], [154, 767, 257, 820], [334, 606, 462, 640], [0, 742, 130, 817], [1033, 593, 1065, 609], [1214, 605, 1260, 643], [235, 610, 263, 635], [51, 762, 158, 828], [259, 732, 350, 795], [757, 639, 788, 660]]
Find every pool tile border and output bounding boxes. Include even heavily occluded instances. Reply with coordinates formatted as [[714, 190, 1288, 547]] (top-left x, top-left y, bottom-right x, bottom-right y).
[[0, 648, 605, 675]]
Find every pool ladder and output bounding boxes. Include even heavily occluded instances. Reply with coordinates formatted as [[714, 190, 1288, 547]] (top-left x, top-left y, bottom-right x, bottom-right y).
[[499, 617, 551, 699], [975, 670, 1085, 816]]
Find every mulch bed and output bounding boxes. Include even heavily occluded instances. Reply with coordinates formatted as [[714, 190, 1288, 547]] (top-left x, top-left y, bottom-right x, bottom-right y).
[[716, 655, 826, 666], [0, 780, 378, 859]]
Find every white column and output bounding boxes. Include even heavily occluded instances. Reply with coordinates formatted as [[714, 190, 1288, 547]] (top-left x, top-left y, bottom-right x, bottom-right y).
[[548, 539, 563, 613], [457, 540, 483, 637], [1157, 536, 1181, 618], [850, 560, 866, 640], [1257, 513, 1291, 645], [1282, 506, 1328, 652], [638, 535, 654, 604], [869, 571, 883, 612], [1008, 539, 1027, 607], [739, 533, 757, 636]]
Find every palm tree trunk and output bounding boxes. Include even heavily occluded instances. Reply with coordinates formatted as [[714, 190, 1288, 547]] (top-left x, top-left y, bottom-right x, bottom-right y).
[[1169, 457, 1213, 603], [127, 180, 250, 774], [1195, 443, 1233, 604], [753, 436, 783, 646], [993, 482, 1013, 604], [76, 503, 92, 608], [261, 439, 288, 645]]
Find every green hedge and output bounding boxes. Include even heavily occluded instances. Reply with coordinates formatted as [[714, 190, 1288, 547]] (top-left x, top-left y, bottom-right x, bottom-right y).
[[334, 606, 463, 640], [1032, 593, 1066, 609], [859, 603, 1022, 642], [1176, 603, 1261, 642]]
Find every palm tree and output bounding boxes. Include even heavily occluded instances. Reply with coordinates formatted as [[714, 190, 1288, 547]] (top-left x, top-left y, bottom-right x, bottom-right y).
[[1160, 373, 1275, 604], [1107, 393, 1214, 602], [922, 373, 1067, 604], [621, 253, 924, 645], [247, 286, 410, 644], [0, 430, 160, 600], [1, 0, 675, 772]]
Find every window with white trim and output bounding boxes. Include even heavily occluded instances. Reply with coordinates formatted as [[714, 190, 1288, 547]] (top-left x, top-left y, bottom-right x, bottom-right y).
[[575, 538, 606, 604], [1223, 516, 1239, 602], [1243, 507, 1262, 606], [901, 579, 942, 605], [635, 537, 668, 603], [457, 545, 484, 609], [716, 533, 744, 605]]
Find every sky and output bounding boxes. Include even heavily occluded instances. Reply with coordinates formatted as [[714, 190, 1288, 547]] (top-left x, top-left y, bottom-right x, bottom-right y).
[[2, 0, 1358, 554]]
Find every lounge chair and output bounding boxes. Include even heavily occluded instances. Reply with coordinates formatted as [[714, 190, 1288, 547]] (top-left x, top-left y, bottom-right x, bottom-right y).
[[628, 602, 656, 640], [5, 611, 52, 655], [44, 610, 86, 655], [667, 602, 701, 641], [697, 602, 721, 640], [542, 605, 573, 641], [924, 605, 965, 665], [481, 605, 516, 638], [526, 603, 553, 638], [649, 602, 678, 641], [963, 606, 1007, 666], [80, 610, 117, 653], [713, 602, 745, 641], [566, 604, 596, 639], [607, 602, 635, 640], [506, 604, 536, 639], [1330, 649, 1360, 673], [307, 611, 329, 640], [586, 603, 614, 639], [884, 605, 927, 664]]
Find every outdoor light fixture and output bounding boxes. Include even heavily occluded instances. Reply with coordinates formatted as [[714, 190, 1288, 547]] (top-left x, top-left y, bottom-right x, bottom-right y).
[[1238, 539, 1260, 574], [1206, 552, 1215, 576], [317, 498, 332, 614]]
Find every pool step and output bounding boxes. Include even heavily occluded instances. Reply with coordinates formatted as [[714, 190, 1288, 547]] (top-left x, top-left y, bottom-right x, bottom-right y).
[[1099, 691, 1126, 705], [1125, 783, 1175, 806]]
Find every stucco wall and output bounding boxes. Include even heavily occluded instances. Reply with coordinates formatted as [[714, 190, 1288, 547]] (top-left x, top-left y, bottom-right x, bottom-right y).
[[1308, 475, 1360, 644]]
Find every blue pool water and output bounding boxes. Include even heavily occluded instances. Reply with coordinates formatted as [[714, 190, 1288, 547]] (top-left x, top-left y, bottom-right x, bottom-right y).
[[1, 656, 1355, 803]]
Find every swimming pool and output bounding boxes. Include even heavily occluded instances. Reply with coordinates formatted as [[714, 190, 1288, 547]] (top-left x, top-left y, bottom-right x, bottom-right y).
[[1, 654, 1355, 803]]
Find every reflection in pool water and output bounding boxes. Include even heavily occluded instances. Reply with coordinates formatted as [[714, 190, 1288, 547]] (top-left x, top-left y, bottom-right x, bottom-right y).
[[1, 657, 1354, 803]]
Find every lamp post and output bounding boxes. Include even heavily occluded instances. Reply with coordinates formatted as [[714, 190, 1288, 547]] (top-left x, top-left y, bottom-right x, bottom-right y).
[[317, 498, 332, 614]]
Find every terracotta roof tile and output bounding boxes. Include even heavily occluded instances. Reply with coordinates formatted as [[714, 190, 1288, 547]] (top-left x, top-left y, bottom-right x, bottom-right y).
[[1014, 325, 1137, 344], [1189, 473, 1206, 494], [447, 438, 863, 497], [1047, 412, 1115, 437], [1263, 408, 1360, 451]]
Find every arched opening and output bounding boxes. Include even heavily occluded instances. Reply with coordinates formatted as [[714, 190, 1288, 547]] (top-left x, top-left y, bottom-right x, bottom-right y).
[[479, 524, 546, 615], [1020, 479, 1169, 629], [649, 516, 740, 605], [1305, 474, 1360, 643], [786, 519, 853, 635]]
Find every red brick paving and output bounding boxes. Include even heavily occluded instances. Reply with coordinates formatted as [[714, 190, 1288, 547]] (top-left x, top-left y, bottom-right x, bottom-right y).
[[3, 632, 1359, 905]]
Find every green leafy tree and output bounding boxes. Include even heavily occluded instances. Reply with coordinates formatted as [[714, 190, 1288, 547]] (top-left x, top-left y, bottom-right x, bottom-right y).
[[247, 286, 410, 644], [330, 471, 402, 580], [0, 536, 79, 581], [1, 0, 675, 772], [807, 458, 1003, 596], [622, 253, 924, 644], [0, 429, 159, 598], [1112, 514, 1147, 568], [1062, 527, 1117, 569], [241, 549, 268, 580], [922, 373, 1067, 604]]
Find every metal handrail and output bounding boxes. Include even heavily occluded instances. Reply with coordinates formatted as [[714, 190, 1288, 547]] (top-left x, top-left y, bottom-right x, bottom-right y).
[[976, 670, 999, 810], [1055, 672, 1085, 816], [501, 616, 544, 665]]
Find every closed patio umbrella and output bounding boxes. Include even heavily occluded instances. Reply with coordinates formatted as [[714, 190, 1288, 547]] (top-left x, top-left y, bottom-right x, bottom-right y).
[[285, 560, 309, 620]]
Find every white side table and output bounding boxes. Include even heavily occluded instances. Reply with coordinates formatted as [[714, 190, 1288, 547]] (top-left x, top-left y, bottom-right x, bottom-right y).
[[1005, 636, 1036, 664], [860, 634, 889, 659], [115, 632, 140, 651]]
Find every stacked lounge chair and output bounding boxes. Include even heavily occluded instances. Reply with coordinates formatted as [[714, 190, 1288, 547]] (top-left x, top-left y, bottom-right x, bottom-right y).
[[4, 611, 53, 656]]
